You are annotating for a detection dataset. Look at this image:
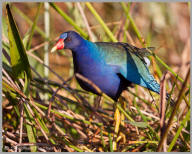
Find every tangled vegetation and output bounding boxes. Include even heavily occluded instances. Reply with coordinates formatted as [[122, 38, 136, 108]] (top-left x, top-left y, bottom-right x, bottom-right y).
[[2, 2, 190, 152]]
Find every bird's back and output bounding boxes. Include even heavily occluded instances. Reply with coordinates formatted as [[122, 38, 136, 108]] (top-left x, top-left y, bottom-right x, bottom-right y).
[[95, 42, 160, 94]]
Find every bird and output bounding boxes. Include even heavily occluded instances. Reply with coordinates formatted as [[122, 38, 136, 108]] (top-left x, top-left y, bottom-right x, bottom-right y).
[[51, 31, 172, 103]]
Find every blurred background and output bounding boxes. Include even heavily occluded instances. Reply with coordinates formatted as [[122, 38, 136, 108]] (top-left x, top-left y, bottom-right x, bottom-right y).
[[2, 2, 190, 81], [2, 2, 190, 152]]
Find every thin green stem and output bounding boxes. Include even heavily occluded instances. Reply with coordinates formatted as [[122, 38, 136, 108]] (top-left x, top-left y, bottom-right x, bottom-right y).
[[121, 2, 186, 84], [85, 2, 117, 42], [109, 133, 113, 152], [116, 104, 134, 122], [135, 101, 160, 141], [157, 69, 190, 151], [12, 5, 47, 39], [121, 2, 143, 44], [49, 2, 88, 39], [34, 102, 103, 127], [167, 109, 190, 152], [154, 55, 184, 83], [26, 3, 42, 50]]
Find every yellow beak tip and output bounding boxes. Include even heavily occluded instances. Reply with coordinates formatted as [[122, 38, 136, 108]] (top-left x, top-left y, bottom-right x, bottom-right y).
[[51, 46, 57, 53]]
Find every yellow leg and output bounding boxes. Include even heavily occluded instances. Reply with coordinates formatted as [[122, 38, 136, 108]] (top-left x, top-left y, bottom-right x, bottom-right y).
[[112, 97, 127, 151], [112, 102, 121, 151], [120, 97, 126, 127], [119, 96, 126, 144]]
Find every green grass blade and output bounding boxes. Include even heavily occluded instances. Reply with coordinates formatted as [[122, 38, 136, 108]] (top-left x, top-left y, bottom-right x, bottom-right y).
[[49, 2, 88, 39], [6, 4, 32, 80], [167, 110, 190, 152], [2, 81, 16, 94], [2, 16, 8, 38], [154, 55, 184, 83], [32, 105, 49, 134], [26, 3, 43, 50], [117, 103, 134, 122], [135, 102, 159, 140], [109, 133, 113, 152], [12, 5, 47, 40], [64, 139, 83, 152], [85, 2, 117, 42], [34, 102, 103, 127], [126, 121, 148, 128], [24, 103, 37, 152], [121, 2, 143, 44], [100, 126, 106, 149]]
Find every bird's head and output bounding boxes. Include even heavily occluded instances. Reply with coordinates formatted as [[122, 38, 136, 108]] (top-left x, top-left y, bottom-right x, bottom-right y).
[[51, 31, 84, 52]]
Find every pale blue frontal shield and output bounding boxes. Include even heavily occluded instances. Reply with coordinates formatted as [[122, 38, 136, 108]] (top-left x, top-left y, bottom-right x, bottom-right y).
[[60, 32, 68, 40]]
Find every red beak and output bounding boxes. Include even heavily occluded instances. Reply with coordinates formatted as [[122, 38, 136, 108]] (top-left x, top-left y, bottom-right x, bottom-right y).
[[51, 39, 64, 53]]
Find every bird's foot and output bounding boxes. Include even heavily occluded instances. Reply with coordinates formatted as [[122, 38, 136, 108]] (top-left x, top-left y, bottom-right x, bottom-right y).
[[112, 97, 127, 151]]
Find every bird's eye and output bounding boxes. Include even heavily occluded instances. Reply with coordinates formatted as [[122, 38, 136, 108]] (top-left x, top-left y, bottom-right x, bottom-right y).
[[65, 37, 71, 42]]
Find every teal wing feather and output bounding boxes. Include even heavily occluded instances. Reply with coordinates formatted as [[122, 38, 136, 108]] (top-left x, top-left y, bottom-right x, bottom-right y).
[[95, 42, 160, 93]]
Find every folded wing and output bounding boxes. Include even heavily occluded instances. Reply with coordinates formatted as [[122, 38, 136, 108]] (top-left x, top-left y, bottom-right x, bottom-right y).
[[95, 42, 160, 94]]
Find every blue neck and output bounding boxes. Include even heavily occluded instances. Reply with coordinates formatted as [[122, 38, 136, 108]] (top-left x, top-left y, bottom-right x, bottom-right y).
[[72, 40, 102, 62], [71, 40, 107, 75]]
